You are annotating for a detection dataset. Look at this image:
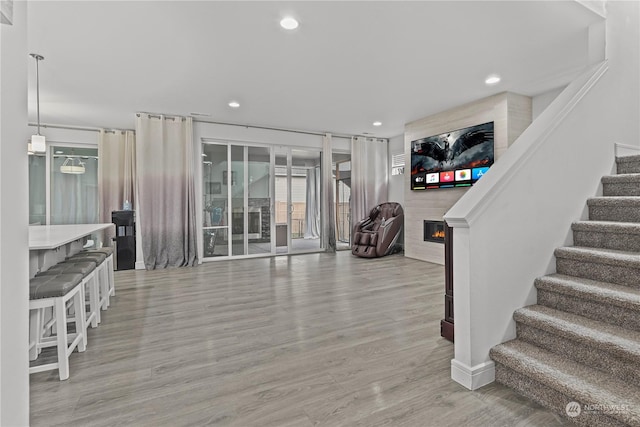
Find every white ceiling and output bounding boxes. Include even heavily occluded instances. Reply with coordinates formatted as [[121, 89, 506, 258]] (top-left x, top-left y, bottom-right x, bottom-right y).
[[27, 1, 602, 138]]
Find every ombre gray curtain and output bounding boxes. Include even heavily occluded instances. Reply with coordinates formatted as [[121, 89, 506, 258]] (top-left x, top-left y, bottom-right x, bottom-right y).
[[98, 130, 136, 215], [304, 166, 320, 239], [135, 114, 198, 269], [351, 136, 389, 230], [322, 134, 336, 251], [98, 129, 136, 247]]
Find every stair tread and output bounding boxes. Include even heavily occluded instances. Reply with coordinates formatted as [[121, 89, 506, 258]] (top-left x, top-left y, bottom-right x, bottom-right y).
[[555, 246, 640, 266], [587, 196, 640, 205], [572, 220, 640, 234], [491, 340, 640, 425], [602, 173, 640, 183], [616, 154, 640, 163], [515, 305, 640, 360], [536, 273, 640, 311]]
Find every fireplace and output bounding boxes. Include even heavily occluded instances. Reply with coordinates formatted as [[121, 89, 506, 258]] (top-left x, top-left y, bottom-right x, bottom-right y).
[[424, 220, 445, 243], [232, 207, 262, 239]]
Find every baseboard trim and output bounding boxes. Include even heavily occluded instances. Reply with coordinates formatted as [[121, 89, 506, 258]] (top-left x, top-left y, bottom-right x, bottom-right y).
[[135, 261, 146, 270], [451, 359, 495, 390]]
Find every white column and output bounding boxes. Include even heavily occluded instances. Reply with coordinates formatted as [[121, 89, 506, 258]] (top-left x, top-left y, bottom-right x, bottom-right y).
[[0, 1, 29, 424]]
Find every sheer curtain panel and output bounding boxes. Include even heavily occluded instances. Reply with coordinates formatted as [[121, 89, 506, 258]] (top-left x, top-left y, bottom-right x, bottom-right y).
[[135, 114, 198, 269], [304, 166, 320, 239], [350, 136, 389, 230]]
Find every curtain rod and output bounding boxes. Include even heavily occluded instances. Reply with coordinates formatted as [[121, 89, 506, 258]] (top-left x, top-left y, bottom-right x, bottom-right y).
[[191, 118, 356, 140], [137, 111, 361, 140], [28, 122, 134, 133], [30, 120, 384, 141]]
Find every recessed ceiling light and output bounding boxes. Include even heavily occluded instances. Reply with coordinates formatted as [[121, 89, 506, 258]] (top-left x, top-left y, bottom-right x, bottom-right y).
[[280, 17, 299, 30], [228, 101, 240, 108], [201, 153, 207, 157], [373, 121, 382, 127], [55, 150, 63, 154], [485, 75, 501, 85]]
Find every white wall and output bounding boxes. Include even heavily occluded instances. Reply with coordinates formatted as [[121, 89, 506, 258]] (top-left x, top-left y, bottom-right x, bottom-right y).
[[34, 126, 99, 147], [444, 0, 639, 390], [0, 1, 30, 424], [532, 86, 566, 120], [387, 134, 404, 207]]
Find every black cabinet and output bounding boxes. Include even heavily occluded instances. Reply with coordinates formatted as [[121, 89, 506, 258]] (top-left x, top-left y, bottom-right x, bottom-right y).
[[112, 210, 136, 270]]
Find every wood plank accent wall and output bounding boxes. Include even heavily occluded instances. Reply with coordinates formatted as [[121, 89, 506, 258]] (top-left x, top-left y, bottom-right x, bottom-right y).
[[404, 92, 531, 264]]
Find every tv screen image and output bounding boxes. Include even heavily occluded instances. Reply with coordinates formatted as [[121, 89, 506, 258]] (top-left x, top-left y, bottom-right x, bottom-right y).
[[411, 121, 494, 190]]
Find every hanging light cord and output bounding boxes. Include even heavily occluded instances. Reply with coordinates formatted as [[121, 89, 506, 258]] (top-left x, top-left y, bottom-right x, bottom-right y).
[[30, 53, 44, 136]]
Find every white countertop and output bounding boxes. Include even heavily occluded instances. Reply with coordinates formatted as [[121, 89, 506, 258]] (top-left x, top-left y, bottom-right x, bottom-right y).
[[29, 223, 115, 250]]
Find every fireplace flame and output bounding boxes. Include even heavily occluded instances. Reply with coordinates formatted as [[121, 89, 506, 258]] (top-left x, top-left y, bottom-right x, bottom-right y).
[[432, 230, 445, 239]]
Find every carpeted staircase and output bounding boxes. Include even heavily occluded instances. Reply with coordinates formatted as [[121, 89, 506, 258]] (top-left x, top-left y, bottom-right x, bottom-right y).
[[490, 155, 640, 426]]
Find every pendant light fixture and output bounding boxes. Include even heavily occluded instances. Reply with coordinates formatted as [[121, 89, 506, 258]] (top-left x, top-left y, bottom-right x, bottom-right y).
[[60, 153, 86, 175], [29, 53, 46, 153]]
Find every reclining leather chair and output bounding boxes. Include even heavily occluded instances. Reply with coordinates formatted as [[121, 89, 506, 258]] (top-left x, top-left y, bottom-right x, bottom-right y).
[[352, 202, 404, 258]]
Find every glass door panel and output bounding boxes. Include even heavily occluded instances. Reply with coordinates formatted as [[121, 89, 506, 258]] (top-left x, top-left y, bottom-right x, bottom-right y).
[[334, 154, 352, 250], [50, 146, 99, 225], [290, 149, 322, 253], [247, 146, 271, 255], [29, 153, 46, 225], [274, 149, 290, 254], [203, 143, 229, 257], [231, 145, 245, 256]]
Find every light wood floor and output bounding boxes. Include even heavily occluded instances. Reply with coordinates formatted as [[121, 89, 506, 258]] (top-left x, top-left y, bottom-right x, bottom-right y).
[[30, 252, 567, 426]]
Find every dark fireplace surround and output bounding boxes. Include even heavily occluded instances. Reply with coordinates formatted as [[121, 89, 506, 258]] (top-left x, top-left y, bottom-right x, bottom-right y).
[[424, 220, 454, 342]]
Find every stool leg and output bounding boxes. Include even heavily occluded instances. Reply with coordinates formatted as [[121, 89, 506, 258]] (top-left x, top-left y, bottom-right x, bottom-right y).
[[107, 255, 115, 297], [87, 274, 100, 327], [54, 298, 70, 381], [29, 308, 41, 361], [73, 288, 87, 352], [98, 263, 109, 310]]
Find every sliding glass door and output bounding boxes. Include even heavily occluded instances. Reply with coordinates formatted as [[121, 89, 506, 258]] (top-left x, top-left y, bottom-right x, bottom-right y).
[[334, 153, 352, 250], [202, 143, 229, 257], [49, 145, 99, 225], [203, 142, 273, 258], [203, 141, 323, 259], [274, 147, 323, 254]]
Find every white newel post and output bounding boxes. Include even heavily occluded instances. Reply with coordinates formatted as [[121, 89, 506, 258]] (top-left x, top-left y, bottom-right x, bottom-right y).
[[447, 223, 496, 390]]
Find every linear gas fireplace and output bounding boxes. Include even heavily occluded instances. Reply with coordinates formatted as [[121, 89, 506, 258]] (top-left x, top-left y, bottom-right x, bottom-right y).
[[424, 220, 445, 243]]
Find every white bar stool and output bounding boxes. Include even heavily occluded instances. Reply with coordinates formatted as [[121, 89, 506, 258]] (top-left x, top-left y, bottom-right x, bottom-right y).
[[66, 251, 110, 310], [84, 247, 115, 299], [29, 273, 87, 380], [39, 261, 101, 328]]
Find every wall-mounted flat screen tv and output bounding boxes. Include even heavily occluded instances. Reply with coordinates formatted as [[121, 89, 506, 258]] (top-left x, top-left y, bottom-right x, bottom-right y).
[[411, 121, 494, 190]]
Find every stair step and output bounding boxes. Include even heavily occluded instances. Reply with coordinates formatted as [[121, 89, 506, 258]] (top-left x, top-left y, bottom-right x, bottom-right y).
[[514, 305, 640, 385], [588, 196, 640, 222], [554, 246, 640, 288], [616, 155, 640, 174], [572, 220, 640, 251], [491, 340, 640, 426], [535, 273, 640, 332], [602, 173, 640, 196]]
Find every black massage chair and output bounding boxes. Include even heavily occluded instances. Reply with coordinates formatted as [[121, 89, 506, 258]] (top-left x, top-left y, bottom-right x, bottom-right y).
[[351, 202, 404, 258]]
